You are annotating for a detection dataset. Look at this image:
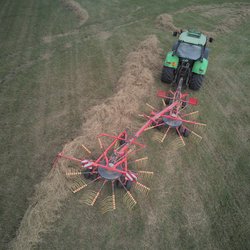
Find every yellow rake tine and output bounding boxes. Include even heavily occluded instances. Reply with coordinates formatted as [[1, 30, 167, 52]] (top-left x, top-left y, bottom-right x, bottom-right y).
[[100, 182, 116, 214], [146, 103, 157, 111], [81, 180, 106, 206], [82, 190, 98, 206], [153, 132, 164, 143], [91, 191, 101, 206], [123, 191, 137, 210], [133, 157, 148, 169], [137, 171, 154, 181], [100, 196, 115, 214], [114, 141, 119, 149], [144, 126, 155, 131], [177, 132, 186, 147], [91, 181, 107, 206], [112, 182, 116, 210], [188, 123, 207, 135], [169, 137, 185, 150], [134, 157, 148, 163], [181, 111, 199, 118], [138, 170, 154, 174], [98, 138, 103, 149], [191, 130, 202, 139], [161, 126, 171, 143], [138, 170, 154, 175], [162, 98, 166, 107], [191, 122, 207, 127], [189, 131, 203, 143], [81, 144, 92, 154], [69, 178, 87, 193], [134, 182, 150, 195], [65, 169, 82, 176]]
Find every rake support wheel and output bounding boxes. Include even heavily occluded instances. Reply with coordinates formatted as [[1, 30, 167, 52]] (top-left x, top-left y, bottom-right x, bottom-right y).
[[125, 180, 132, 191]]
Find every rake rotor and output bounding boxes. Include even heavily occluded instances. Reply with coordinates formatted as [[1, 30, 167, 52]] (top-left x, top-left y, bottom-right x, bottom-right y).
[[142, 77, 206, 146], [58, 129, 154, 213]]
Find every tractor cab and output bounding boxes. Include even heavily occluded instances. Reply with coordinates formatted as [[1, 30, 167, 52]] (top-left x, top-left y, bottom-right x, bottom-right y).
[[161, 29, 213, 90], [175, 30, 207, 61]]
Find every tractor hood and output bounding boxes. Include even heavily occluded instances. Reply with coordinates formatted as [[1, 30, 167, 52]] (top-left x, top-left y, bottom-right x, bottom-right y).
[[179, 30, 206, 46]]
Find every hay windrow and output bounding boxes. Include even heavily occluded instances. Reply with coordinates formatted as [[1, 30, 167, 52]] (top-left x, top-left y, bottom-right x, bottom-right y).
[[155, 14, 178, 31], [156, 3, 250, 37], [10, 35, 162, 249], [61, 0, 89, 26]]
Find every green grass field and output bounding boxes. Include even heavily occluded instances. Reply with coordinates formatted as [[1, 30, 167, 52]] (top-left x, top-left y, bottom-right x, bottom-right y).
[[0, 0, 250, 249]]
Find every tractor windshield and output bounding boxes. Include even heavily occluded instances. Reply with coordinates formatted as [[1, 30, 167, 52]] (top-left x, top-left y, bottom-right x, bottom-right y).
[[176, 42, 202, 60]]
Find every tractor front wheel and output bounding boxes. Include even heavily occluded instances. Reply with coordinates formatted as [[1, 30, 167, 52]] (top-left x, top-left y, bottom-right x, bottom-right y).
[[189, 74, 204, 90], [161, 66, 174, 84]]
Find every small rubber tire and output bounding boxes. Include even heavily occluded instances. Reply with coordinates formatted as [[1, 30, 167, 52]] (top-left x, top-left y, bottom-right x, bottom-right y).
[[125, 180, 132, 191], [165, 97, 173, 105], [116, 176, 125, 188], [179, 126, 190, 137], [182, 102, 187, 108], [189, 74, 204, 91], [161, 66, 175, 84], [83, 170, 91, 179], [90, 172, 98, 180], [119, 134, 126, 146], [153, 120, 163, 131], [183, 128, 190, 137]]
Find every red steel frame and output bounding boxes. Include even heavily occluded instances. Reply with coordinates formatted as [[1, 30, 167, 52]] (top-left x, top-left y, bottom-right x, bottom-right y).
[[57, 102, 178, 179], [57, 77, 204, 181]]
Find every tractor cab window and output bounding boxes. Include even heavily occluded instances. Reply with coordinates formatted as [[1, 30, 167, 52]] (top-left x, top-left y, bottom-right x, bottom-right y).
[[176, 42, 202, 60]]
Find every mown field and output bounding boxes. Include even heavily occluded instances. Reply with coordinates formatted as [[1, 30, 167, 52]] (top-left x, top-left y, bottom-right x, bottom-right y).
[[0, 0, 249, 249]]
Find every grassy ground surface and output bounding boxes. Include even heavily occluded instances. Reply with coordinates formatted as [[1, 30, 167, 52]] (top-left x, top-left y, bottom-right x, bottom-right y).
[[0, 0, 249, 249]]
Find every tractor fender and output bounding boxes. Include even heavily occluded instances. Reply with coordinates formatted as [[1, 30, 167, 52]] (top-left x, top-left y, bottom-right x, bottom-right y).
[[192, 58, 208, 75], [163, 51, 179, 69]]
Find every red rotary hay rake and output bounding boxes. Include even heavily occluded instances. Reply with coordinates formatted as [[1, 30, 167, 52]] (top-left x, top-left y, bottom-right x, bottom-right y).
[[142, 77, 206, 148], [55, 79, 206, 213]]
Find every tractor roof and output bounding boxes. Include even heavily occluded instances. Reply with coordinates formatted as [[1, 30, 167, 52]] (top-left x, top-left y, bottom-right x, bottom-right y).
[[179, 30, 207, 46]]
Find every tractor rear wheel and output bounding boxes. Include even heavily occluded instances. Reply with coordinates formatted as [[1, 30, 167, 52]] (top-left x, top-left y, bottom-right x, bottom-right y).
[[189, 74, 204, 90], [161, 66, 174, 84]]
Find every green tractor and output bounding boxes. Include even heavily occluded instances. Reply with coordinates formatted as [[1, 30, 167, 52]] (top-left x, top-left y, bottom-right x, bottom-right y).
[[161, 29, 213, 90]]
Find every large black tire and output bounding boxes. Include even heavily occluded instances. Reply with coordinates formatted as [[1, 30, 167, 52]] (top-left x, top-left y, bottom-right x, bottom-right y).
[[189, 74, 204, 90], [161, 66, 174, 84]]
